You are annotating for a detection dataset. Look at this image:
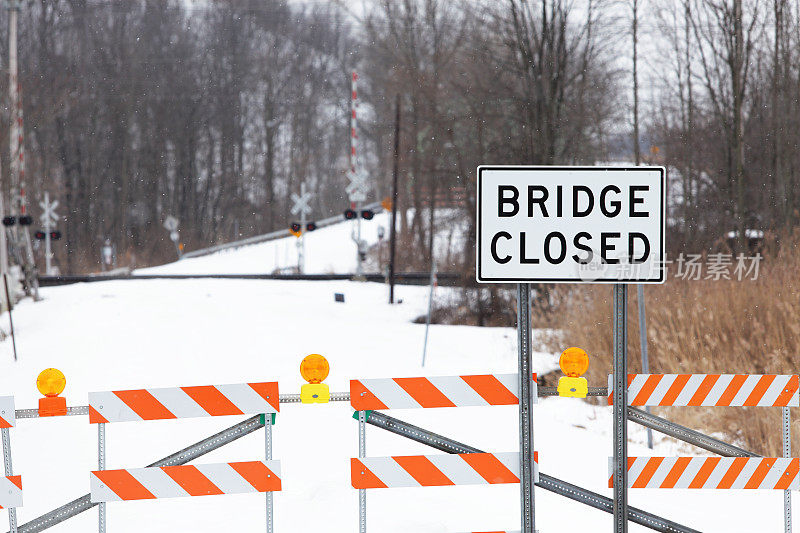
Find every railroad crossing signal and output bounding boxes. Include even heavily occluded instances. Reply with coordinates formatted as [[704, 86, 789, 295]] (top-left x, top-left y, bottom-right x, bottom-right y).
[[162, 215, 179, 233], [346, 169, 368, 203], [290, 183, 312, 218]]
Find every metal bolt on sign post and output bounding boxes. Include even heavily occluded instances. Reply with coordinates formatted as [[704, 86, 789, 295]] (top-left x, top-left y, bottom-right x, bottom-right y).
[[517, 283, 535, 533], [612, 284, 628, 533]]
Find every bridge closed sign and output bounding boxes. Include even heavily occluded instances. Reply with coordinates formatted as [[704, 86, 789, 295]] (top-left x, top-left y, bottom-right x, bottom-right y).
[[477, 166, 665, 283]]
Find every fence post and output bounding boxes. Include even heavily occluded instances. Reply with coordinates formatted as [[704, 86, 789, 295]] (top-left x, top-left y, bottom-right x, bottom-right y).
[[265, 414, 274, 533], [358, 410, 366, 533], [97, 422, 106, 533], [1, 427, 17, 533], [784, 407, 792, 533], [612, 284, 628, 533], [517, 283, 535, 533]]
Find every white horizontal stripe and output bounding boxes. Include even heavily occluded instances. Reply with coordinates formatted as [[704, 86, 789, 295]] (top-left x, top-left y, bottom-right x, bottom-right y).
[[130, 466, 188, 499], [148, 387, 206, 419], [359, 457, 419, 487], [0, 396, 15, 427], [89, 391, 141, 423], [429, 376, 485, 406], [90, 473, 120, 503]]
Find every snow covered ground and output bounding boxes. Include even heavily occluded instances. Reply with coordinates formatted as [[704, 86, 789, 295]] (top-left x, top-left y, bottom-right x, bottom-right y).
[[0, 218, 794, 532]]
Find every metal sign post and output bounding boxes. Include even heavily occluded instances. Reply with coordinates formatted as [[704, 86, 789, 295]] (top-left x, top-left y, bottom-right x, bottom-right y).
[[612, 284, 628, 533], [163, 216, 181, 259], [1, 427, 17, 533], [264, 414, 274, 533], [784, 407, 792, 532], [517, 283, 536, 533], [97, 422, 106, 533], [290, 182, 312, 274], [358, 410, 367, 533], [476, 166, 666, 533]]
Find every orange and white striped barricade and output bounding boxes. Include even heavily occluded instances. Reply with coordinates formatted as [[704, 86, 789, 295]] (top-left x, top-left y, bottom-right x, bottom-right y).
[[350, 374, 537, 531], [608, 374, 799, 528], [89, 382, 280, 533], [0, 396, 20, 532], [608, 456, 799, 490]]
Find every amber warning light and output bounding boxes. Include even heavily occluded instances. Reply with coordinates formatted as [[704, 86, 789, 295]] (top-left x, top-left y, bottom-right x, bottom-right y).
[[37, 368, 67, 416], [300, 354, 330, 404], [557, 347, 589, 398]]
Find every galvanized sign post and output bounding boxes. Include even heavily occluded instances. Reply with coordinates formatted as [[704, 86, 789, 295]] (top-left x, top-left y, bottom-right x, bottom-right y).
[[476, 166, 666, 533]]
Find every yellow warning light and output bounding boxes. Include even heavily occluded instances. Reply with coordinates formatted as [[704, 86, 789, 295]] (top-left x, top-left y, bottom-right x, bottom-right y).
[[36, 368, 67, 416], [300, 354, 330, 384], [557, 347, 589, 398], [300, 354, 330, 404]]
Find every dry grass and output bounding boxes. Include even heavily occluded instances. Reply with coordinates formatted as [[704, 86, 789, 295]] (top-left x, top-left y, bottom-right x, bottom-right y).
[[538, 234, 800, 456]]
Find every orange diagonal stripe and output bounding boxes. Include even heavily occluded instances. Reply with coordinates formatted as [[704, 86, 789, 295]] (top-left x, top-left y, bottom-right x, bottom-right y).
[[716, 375, 748, 406], [661, 457, 692, 488], [688, 375, 721, 405], [229, 461, 281, 492], [7, 476, 21, 490], [743, 458, 776, 489], [93, 469, 156, 500], [393, 378, 456, 408], [688, 457, 721, 488], [248, 382, 280, 412], [0, 416, 11, 429], [350, 459, 387, 489], [181, 386, 243, 416], [161, 465, 223, 496], [744, 375, 775, 406], [716, 457, 748, 488], [773, 375, 799, 407], [461, 375, 518, 405], [775, 458, 799, 490], [88, 406, 108, 424], [660, 375, 691, 406], [631, 457, 663, 488], [460, 453, 519, 484], [631, 375, 663, 406], [350, 381, 388, 411], [113, 390, 176, 421], [393, 456, 454, 486]]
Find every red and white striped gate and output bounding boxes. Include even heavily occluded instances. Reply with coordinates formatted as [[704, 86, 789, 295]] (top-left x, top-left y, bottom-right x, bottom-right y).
[[88, 381, 281, 533], [350, 374, 537, 531]]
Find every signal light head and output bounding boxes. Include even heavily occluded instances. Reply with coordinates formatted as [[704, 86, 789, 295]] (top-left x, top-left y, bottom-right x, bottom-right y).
[[361, 209, 374, 220], [50, 231, 62, 240], [34, 231, 46, 240], [306, 222, 317, 232], [344, 209, 357, 220], [2, 216, 15, 227], [300, 354, 329, 384], [36, 368, 66, 398], [290, 222, 302, 232], [559, 347, 589, 378], [18, 215, 32, 226]]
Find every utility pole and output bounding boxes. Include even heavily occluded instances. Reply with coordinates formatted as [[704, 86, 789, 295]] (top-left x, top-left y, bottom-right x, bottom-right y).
[[388, 94, 400, 304]]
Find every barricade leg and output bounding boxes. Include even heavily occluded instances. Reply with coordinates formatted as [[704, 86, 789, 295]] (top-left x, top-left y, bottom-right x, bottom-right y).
[[98, 422, 106, 533], [265, 415, 274, 533], [1, 428, 17, 533], [358, 410, 366, 533], [784, 407, 792, 533]]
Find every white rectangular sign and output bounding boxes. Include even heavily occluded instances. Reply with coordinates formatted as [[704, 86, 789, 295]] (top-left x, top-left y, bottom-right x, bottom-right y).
[[477, 166, 665, 283]]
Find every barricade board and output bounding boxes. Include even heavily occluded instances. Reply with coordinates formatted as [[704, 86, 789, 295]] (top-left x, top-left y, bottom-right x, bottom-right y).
[[90, 461, 281, 502], [609, 457, 799, 490], [350, 374, 536, 411], [0, 476, 21, 508], [0, 396, 15, 428], [351, 452, 537, 489], [607, 374, 799, 407], [89, 382, 279, 423]]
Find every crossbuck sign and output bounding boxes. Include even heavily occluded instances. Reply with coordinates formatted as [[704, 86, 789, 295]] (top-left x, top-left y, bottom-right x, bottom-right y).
[[477, 166, 666, 283]]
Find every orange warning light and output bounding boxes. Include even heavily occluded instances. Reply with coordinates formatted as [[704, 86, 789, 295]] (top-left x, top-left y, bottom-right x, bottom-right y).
[[559, 347, 589, 378], [37, 368, 67, 416], [300, 354, 330, 384]]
